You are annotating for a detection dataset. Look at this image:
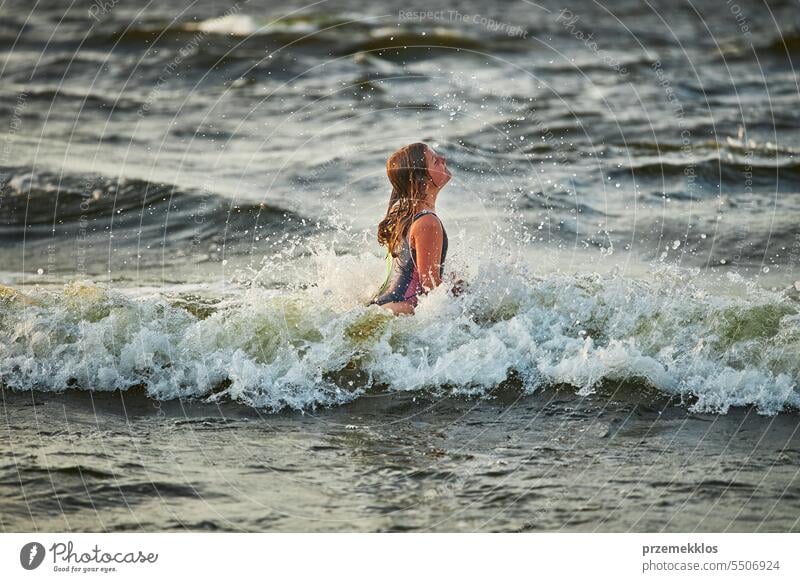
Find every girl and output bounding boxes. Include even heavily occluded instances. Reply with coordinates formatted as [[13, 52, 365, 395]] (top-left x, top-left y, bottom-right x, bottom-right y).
[[371, 142, 452, 315]]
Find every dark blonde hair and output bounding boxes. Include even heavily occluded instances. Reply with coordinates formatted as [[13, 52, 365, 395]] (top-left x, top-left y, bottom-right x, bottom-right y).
[[377, 142, 429, 256]]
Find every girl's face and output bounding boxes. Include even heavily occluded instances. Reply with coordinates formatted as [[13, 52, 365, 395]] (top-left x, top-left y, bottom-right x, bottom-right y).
[[424, 146, 451, 190]]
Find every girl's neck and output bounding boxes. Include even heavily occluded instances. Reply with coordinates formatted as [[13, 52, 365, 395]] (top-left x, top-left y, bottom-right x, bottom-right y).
[[415, 187, 438, 213], [414, 200, 436, 213]]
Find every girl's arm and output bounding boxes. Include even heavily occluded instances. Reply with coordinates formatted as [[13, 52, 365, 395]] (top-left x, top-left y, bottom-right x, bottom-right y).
[[409, 214, 444, 292]]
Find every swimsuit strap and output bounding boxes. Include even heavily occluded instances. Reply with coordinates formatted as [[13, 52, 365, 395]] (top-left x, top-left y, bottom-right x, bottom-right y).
[[412, 209, 435, 220], [410, 209, 442, 227]]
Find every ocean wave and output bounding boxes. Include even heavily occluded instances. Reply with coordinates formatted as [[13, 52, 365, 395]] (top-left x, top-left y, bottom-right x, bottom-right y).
[[718, 28, 800, 61], [0, 167, 313, 269], [1, 259, 797, 415], [609, 158, 800, 191], [621, 138, 799, 158], [99, 13, 514, 61], [0, 86, 142, 113], [761, 29, 800, 56], [0, 166, 304, 228], [179, 13, 361, 37], [98, 13, 366, 57]]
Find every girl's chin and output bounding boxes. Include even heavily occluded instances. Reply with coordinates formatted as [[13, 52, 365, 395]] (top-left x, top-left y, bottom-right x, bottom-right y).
[[433, 174, 451, 189]]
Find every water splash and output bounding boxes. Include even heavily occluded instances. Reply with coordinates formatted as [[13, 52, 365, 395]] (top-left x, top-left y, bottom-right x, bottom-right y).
[[1, 251, 797, 414]]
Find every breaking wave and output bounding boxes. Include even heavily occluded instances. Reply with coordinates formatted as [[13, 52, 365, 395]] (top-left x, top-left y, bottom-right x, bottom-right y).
[[1, 254, 798, 415]]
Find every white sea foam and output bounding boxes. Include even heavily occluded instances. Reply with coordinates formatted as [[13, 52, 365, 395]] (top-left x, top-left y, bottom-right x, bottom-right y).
[[184, 15, 264, 36], [183, 14, 327, 36], [0, 254, 798, 414]]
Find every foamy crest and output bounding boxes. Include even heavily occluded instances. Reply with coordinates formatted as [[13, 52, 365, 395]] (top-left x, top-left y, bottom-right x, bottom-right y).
[[1, 257, 798, 414]]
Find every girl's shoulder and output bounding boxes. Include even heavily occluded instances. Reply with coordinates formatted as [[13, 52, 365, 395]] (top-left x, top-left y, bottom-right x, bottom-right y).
[[408, 211, 443, 241]]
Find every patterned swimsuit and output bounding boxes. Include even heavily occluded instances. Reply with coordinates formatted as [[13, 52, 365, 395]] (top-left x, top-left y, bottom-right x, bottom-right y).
[[371, 210, 448, 307]]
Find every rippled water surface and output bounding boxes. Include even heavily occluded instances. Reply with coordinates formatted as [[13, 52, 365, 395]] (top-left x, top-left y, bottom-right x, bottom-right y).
[[4, 389, 800, 532]]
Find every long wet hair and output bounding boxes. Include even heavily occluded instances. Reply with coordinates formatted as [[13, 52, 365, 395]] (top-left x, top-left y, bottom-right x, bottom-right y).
[[377, 142, 429, 256]]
